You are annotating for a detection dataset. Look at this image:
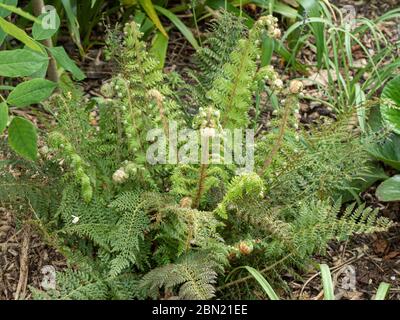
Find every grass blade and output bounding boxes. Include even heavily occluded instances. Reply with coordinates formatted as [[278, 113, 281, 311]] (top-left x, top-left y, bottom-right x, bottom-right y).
[[154, 5, 199, 50], [244, 266, 280, 300], [298, 0, 325, 67], [0, 3, 41, 23], [150, 30, 168, 69], [320, 264, 335, 300], [374, 282, 390, 300], [138, 0, 168, 38], [0, 16, 43, 52], [61, 0, 83, 55]]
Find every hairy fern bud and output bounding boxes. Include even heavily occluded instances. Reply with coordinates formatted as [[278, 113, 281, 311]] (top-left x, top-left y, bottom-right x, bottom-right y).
[[112, 168, 129, 184], [112, 161, 139, 184], [289, 80, 304, 94], [238, 241, 254, 255], [48, 132, 93, 203]]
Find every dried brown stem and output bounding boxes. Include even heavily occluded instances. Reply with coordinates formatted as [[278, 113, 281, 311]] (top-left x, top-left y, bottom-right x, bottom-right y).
[[14, 225, 30, 300]]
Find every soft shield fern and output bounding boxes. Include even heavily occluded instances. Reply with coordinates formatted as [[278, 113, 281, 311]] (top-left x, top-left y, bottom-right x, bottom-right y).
[[1, 11, 394, 301], [207, 15, 282, 129]]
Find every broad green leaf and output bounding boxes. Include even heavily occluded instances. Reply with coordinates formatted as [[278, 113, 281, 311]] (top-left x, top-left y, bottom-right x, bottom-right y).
[[381, 75, 400, 134], [25, 44, 50, 78], [0, 0, 17, 18], [32, 11, 60, 40], [138, 0, 167, 38], [0, 49, 48, 77], [29, 57, 49, 79], [320, 264, 335, 300], [132, 10, 154, 34], [0, 16, 43, 52], [376, 175, 400, 202], [7, 79, 57, 107], [8, 116, 37, 161], [0, 2, 40, 22], [0, 102, 8, 134], [150, 31, 168, 69], [367, 134, 400, 170], [244, 266, 280, 300], [48, 46, 85, 80], [155, 5, 199, 50], [374, 282, 390, 300]]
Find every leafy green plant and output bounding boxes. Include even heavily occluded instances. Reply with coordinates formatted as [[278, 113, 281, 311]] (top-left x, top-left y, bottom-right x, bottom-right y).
[[1, 11, 393, 301], [380, 75, 400, 135], [367, 76, 400, 202], [0, 1, 84, 160]]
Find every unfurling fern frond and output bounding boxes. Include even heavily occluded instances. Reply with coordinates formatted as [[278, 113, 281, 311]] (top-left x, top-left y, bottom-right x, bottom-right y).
[[207, 15, 281, 128], [103, 21, 184, 180], [171, 106, 231, 209], [215, 172, 264, 219], [194, 11, 246, 93]]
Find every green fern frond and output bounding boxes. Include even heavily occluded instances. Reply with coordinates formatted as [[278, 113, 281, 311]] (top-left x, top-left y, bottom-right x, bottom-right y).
[[108, 191, 151, 276], [140, 252, 219, 300]]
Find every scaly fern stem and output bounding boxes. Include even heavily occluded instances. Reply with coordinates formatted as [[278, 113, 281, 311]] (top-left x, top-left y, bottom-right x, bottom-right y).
[[124, 80, 145, 155], [185, 210, 194, 251], [259, 96, 293, 175], [192, 108, 214, 209], [192, 163, 208, 209], [115, 108, 123, 164], [154, 96, 169, 136]]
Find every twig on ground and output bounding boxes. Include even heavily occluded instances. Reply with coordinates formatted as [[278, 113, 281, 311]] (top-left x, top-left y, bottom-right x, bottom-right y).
[[14, 225, 30, 300], [300, 253, 365, 298], [216, 254, 292, 291]]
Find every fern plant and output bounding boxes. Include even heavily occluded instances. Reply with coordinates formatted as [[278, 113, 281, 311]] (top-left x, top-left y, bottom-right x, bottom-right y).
[[1, 11, 394, 301]]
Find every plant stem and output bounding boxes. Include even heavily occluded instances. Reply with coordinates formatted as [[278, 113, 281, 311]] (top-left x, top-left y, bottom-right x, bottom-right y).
[[192, 163, 208, 209], [32, 0, 59, 83], [216, 254, 292, 291], [259, 96, 293, 175]]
